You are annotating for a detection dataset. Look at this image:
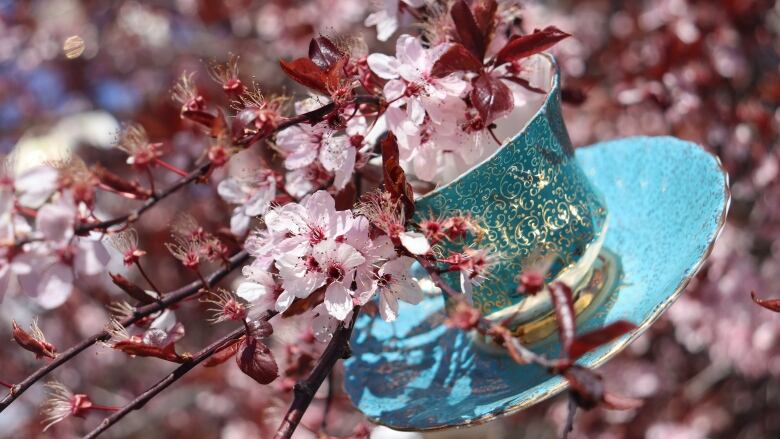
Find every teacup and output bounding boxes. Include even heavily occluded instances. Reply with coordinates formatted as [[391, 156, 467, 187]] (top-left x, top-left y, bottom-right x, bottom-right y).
[[414, 54, 609, 328]]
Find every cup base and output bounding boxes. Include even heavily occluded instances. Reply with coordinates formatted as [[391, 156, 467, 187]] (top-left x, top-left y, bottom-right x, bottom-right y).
[[470, 248, 624, 353]]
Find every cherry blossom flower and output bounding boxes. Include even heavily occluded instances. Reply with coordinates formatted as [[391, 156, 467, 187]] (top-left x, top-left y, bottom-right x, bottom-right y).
[[275, 113, 369, 191], [367, 35, 470, 180], [314, 240, 366, 320], [218, 169, 277, 236], [236, 265, 292, 313], [17, 193, 110, 309], [374, 256, 424, 322], [9, 164, 60, 208], [365, 0, 426, 42]]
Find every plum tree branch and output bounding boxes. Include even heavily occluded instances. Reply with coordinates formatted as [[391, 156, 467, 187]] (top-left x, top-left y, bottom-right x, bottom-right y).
[[272, 307, 360, 439], [83, 310, 276, 439], [0, 250, 249, 413]]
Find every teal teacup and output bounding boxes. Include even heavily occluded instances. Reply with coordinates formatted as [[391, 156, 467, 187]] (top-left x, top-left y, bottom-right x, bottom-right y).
[[414, 54, 608, 325]]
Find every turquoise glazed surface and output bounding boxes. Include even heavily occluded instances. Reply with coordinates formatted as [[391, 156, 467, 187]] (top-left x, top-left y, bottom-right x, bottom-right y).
[[344, 136, 729, 430], [414, 59, 607, 316]]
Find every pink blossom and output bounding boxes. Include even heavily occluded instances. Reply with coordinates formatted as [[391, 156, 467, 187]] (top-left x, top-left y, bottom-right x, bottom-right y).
[[375, 256, 424, 322], [364, 0, 426, 42], [313, 240, 366, 320], [17, 193, 110, 309], [218, 169, 276, 236]]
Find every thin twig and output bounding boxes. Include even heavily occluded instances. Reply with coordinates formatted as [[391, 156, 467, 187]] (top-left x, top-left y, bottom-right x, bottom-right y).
[[273, 307, 360, 439], [0, 250, 249, 413], [83, 311, 276, 439], [562, 394, 577, 439]]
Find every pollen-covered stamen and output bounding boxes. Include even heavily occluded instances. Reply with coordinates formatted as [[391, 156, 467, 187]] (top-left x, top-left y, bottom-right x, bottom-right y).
[[171, 71, 205, 112], [208, 53, 244, 95], [109, 229, 146, 266], [165, 235, 201, 269], [308, 225, 326, 245], [326, 263, 346, 282], [205, 289, 250, 324], [304, 255, 321, 273], [118, 124, 163, 168], [40, 381, 119, 431]]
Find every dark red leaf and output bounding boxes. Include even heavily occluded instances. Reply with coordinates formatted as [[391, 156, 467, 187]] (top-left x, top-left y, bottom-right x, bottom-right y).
[[568, 320, 636, 361], [450, 0, 486, 60], [564, 366, 603, 410], [381, 133, 415, 220], [283, 286, 326, 318], [470, 72, 514, 126], [334, 181, 356, 210], [549, 281, 576, 357], [324, 57, 347, 93], [210, 108, 230, 139], [236, 336, 279, 385], [751, 291, 780, 312], [181, 109, 217, 129], [203, 337, 242, 367], [431, 43, 484, 77], [494, 26, 571, 66], [472, 0, 498, 46], [309, 36, 345, 70], [279, 57, 329, 94], [109, 273, 156, 304], [92, 165, 151, 199], [247, 319, 274, 339], [112, 339, 187, 363], [11, 320, 56, 360]]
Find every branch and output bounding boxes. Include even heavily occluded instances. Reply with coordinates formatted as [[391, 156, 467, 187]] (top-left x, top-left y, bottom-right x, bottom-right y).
[[273, 307, 360, 439], [415, 256, 556, 368], [0, 250, 249, 413], [76, 162, 212, 234], [83, 310, 276, 439]]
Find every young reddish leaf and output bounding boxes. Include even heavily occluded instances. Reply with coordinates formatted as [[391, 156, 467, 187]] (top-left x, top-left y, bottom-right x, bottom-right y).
[[283, 286, 326, 318], [109, 272, 156, 304], [247, 319, 274, 339], [12, 320, 57, 360], [472, 0, 498, 46], [236, 336, 279, 385], [92, 165, 151, 200], [549, 281, 576, 357], [203, 338, 242, 367], [470, 72, 514, 126], [568, 320, 637, 361], [431, 43, 484, 77], [561, 85, 588, 106], [494, 26, 571, 66], [751, 291, 780, 312], [380, 133, 415, 219], [210, 108, 230, 139], [181, 108, 217, 129], [112, 339, 187, 363], [450, 0, 486, 60], [564, 366, 603, 410], [324, 57, 347, 94], [308, 36, 345, 70], [279, 57, 329, 94]]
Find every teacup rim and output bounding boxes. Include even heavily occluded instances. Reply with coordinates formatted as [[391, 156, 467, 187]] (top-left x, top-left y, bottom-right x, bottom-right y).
[[416, 52, 561, 203]]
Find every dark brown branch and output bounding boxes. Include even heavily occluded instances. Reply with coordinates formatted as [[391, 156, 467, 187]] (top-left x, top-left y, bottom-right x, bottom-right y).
[[273, 307, 360, 439], [75, 162, 212, 234], [83, 310, 276, 439], [415, 256, 556, 368], [0, 250, 249, 413]]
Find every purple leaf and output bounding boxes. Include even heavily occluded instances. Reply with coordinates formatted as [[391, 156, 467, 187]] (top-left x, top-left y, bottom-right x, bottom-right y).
[[470, 72, 514, 126]]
